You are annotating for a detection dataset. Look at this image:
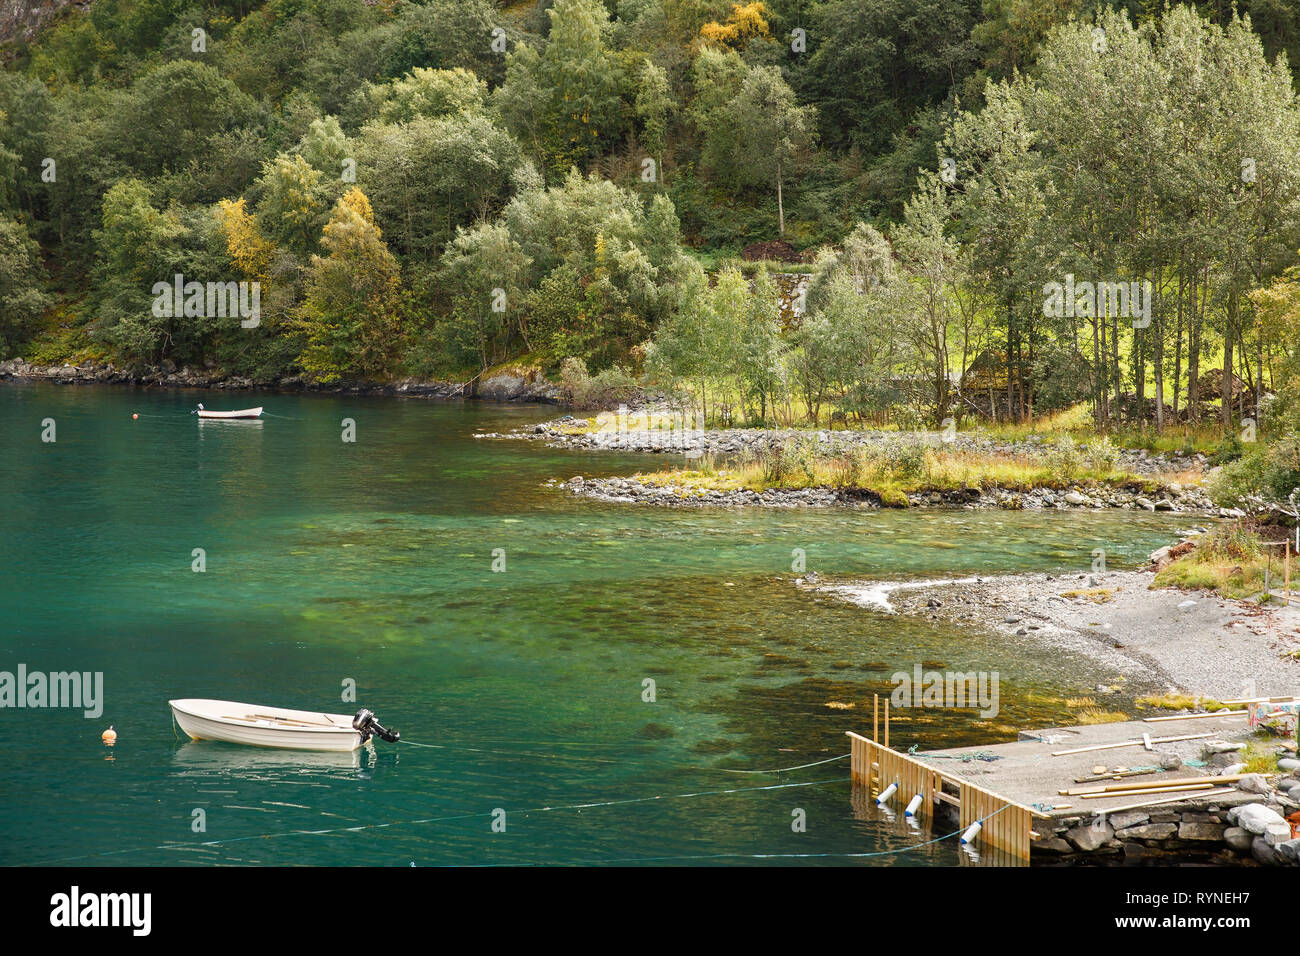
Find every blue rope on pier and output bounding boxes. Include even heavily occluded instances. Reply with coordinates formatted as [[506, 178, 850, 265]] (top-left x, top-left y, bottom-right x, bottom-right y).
[[907, 745, 1002, 762]]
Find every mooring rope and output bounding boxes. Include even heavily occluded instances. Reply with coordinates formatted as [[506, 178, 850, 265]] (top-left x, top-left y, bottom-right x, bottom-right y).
[[401, 738, 847, 773], [398, 738, 624, 765], [21, 769, 1020, 867], [122, 413, 197, 427], [18, 777, 843, 866], [706, 753, 851, 774], [459, 801, 1020, 866]]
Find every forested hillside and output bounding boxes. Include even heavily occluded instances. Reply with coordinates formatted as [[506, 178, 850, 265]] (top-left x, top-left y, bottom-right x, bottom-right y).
[[4, 0, 1300, 504]]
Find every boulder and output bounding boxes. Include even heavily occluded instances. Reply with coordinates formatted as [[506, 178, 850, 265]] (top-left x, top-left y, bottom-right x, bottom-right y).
[[1065, 820, 1114, 851], [1230, 802, 1288, 835], [1252, 836, 1282, 865], [1223, 826, 1253, 851], [1263, 822, 1294, 846], [1236, 773, 1272, 794]]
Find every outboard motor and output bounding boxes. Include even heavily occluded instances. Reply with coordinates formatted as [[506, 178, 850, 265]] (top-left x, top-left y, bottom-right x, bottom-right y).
[[352, 708, 400, 744]]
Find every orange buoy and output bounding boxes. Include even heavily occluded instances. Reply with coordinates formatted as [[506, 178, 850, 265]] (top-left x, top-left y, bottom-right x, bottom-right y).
[[102, 726, 117, 745], [132, 413, 138, 420]]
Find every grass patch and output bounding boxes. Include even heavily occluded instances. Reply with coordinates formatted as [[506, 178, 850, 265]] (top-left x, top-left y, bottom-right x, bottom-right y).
[[1239, 735, 1291, 775], [1060, 588, 1115, 604], [1152, 520, 1289, 601], [1136, 694, 1226, 712], [984, 403, 1228, 454], [1075, 708, 1130, 725], [628, 438, 1166, 499]]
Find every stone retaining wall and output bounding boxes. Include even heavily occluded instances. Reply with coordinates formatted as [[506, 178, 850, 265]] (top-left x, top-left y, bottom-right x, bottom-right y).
[[1031, 792, 1300, 865]]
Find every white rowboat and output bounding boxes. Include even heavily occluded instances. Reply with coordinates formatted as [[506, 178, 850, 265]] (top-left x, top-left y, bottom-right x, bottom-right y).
[[196, 405, 263, 419], [169, 699, 399, 752]]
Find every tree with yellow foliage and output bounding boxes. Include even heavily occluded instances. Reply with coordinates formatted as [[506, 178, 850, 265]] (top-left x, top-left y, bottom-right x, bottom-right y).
[[214, 198, 273, 285], [699, 2, 769, 50], [295, 188, 404, 382]]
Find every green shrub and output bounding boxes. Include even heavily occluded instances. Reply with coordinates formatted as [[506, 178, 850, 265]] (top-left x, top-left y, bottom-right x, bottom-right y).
[[1085, 435, 1119, 471], [881, 440, 927, 481], [559, 358, 640, 409], [1209, 434, 1244, 466], [1045, 436, 1085, 483], [1210, 435, 1300, 506], [1199, 520, 1263, 563], [827, 453, 862, 489], [762, 438, 817, 485]]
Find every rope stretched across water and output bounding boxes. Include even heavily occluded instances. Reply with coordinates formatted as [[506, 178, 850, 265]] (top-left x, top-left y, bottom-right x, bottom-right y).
[[398, 738, 623, 766], [706, 753, 851, 774], [20, 752, 1016, 866], [468, 801, 1020, 866], [18, 777, 844, 866], [401, 739, 848, 774]]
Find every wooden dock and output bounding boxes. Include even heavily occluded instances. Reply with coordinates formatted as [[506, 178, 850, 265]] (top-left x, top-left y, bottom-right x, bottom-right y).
[[848, 711, 1261, 862], [848, 731, 1044, 860]]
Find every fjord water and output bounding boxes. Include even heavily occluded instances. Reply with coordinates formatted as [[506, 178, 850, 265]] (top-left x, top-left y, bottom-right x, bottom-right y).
[[0, 384, 1191, 866]]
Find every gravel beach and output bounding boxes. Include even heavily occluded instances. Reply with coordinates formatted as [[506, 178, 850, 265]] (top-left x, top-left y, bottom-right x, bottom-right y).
[[820, 569, 1300, 698]]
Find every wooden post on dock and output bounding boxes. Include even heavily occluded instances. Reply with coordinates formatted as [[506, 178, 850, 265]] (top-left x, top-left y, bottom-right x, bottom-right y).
[[874, 694, 879, 745], [884, 699, 890, 749]]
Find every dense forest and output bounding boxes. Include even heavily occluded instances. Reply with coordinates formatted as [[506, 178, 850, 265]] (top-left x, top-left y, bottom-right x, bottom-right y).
[[3, 0, 1300, 501]]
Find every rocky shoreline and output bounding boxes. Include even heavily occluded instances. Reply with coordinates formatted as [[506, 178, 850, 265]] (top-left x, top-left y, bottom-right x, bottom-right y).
[[489, 411, 1222, 513], [549, 474, 1217, 513], [817, 566, 1300, 698], [0, 358, 562, 402]]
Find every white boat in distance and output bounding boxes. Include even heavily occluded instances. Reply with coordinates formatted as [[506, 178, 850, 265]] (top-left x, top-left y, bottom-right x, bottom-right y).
[[194, 403, 263, 419], [169, 699, 400, 752]]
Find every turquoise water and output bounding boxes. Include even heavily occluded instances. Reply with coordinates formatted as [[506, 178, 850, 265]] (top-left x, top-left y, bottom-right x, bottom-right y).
[[0, 383, 1193, 866]]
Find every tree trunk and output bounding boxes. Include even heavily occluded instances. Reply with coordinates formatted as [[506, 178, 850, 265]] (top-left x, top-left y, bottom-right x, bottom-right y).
[[1222, 293, 1234, 428], [776, 160, 785, 238], [1187, 269, 1201, 421], [1111, 313, 1122, 420]]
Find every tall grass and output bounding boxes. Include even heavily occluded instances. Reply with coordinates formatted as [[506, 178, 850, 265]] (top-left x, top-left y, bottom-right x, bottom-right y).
[[1152, 520, 1279, 600], [632, 438, 1158, 501]]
